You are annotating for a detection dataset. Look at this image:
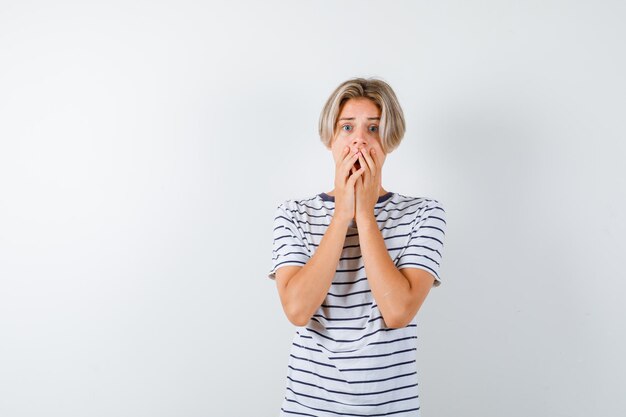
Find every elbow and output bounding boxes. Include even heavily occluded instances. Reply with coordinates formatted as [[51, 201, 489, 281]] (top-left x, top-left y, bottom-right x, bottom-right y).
[[383, 307, 415, 329], [384, 316, 408, 329], [288, 315, 310, 327], [286, 312, 311, 327], [277, 287, 314, 327], [283, 304, 312, 327]]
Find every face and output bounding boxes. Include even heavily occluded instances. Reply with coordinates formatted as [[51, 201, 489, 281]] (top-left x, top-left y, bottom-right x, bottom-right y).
[[329, 97, 387, 171]]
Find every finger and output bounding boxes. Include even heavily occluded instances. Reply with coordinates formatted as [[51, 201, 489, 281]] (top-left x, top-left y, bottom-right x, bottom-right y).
[[354, 171, 362, 189], [337, 146, 352, 169], [358, 153, 371, 182], [343, 146, 353, 162], [338, 148, 359, 180], [343, 152, 360, 179], [347, 164, 366, 185], [340, 147, 358, 168], [371, 148, 382, 175], [345, 152, 360, 177], [360, 150, 376, 177]]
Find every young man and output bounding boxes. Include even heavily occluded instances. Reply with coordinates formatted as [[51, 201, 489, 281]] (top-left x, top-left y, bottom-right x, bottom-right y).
[[268, 77, 447, 416]]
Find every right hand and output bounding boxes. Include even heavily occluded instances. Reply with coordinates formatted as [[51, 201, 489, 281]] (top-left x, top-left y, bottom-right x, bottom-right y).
[[334, 146, 366, 224]]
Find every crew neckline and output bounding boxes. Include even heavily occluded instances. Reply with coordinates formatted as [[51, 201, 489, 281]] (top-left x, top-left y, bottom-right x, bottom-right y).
[[319, 191, 394, 204]]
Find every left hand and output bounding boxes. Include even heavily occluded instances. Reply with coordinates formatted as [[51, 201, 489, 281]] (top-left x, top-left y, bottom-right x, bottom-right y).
[[354, 147, 382, 222]]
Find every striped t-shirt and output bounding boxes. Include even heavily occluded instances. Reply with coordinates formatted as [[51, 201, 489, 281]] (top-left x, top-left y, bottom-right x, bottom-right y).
[[268, 191, 447, 417]]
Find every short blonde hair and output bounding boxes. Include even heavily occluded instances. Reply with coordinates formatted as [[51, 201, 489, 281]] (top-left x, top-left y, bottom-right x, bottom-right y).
[[318, 77, 406, 154]]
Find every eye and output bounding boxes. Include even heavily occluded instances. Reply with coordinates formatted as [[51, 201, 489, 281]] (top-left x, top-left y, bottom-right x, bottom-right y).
[[369, 125, 379, 133], [341, 124, 352, 132]]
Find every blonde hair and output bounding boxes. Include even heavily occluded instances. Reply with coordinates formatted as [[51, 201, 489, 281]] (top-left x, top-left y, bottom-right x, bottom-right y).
[[318, 77, 406, 154]]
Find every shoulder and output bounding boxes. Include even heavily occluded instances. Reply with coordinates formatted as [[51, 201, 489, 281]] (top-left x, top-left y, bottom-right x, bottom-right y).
[[273, 193, 325, 219], [391, 193, 446, 224], [392, 192, 444, 211]]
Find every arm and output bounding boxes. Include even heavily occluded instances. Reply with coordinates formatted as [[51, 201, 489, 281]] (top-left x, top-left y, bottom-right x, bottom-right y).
[[275, 214, 351, 326], [275, 146, 365, 326], [357, 214, 435, 328]]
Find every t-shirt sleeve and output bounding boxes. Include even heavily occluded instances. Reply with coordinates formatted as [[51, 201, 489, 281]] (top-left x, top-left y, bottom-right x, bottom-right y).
[[395, 200, 447, 287], [267, 202, 311, 280]]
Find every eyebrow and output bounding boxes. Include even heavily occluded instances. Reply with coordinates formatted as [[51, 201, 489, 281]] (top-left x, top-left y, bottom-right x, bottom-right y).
[[338, 117, 380, 121]]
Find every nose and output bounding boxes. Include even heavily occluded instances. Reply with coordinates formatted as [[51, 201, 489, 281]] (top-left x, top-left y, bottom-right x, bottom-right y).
[[351, 126, 369, 150], [352, 138, 366, 150]]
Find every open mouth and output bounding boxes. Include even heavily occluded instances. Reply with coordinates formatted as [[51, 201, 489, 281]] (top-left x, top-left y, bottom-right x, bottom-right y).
[[354, 160, 361, 171]]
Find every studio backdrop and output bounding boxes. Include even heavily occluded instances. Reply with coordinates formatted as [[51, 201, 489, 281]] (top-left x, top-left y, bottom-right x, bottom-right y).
[[0, 1, 624, 416]]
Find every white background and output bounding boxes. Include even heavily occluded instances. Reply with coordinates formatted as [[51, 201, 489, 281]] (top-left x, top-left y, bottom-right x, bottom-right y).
[[1, 1, 625, 416]]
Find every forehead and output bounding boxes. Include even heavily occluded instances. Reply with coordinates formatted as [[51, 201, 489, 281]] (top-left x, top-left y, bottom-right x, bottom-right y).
[[338, 97, 380, 117]]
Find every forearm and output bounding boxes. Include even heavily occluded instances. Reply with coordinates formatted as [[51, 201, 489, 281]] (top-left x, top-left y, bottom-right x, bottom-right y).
[[357, 213, 412, 328], [282, 215, 351, 325]]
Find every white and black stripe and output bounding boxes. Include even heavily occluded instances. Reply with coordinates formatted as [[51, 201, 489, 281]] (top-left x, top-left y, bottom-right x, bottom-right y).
[[269, 191, 447, 416]]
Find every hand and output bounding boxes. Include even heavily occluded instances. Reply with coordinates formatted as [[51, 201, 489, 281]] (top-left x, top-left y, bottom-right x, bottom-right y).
[[334, 146, 366, 224], [354, 147, 382, 223]]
